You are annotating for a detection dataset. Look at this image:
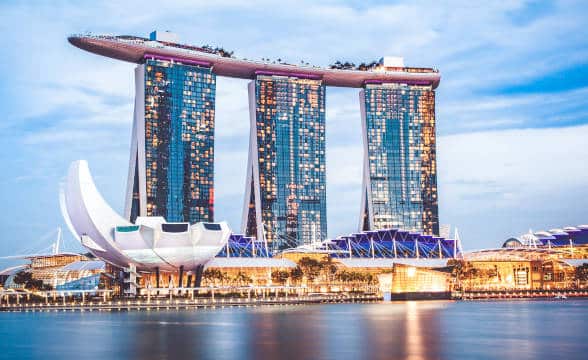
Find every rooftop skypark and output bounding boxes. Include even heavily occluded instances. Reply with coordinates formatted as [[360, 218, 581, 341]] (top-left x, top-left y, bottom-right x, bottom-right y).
[[68, 32, 441, 88], [72, 33, 438, 74]]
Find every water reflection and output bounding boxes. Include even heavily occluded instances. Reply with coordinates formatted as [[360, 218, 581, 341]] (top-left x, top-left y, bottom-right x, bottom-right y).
[[250, 307, 323, 359], [2, 301, 588, 360], [362, 301, 445, 360], [406, 301, 425, 360], [68, 303, 448, 360]]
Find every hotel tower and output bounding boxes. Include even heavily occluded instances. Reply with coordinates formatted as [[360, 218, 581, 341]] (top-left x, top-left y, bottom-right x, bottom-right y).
[[124, 38, 216, 224], [359, 58, 439, 235], [242, 74, 327, 249]]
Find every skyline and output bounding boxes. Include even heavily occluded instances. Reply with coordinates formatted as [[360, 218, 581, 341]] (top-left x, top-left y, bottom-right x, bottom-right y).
[[359, 80, 439, 235], [1, 1, 588, 259]]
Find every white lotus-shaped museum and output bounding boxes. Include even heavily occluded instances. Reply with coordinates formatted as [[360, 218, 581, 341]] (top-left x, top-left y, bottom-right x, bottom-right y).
[[60, 160, 231, 272]]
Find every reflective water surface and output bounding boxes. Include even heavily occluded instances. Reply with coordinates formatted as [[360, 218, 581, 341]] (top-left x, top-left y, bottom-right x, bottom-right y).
[[1, 300, 587, 360]]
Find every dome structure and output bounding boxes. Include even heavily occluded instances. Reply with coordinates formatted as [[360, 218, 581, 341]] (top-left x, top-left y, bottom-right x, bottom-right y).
[[502, 238, 524, 248], [506, 224, 588, 249]]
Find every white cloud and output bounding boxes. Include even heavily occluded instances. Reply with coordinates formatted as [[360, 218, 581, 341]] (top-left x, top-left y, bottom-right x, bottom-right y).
[[215, 150, 248, 199], [215, 77, 250, 139], [438, 124, 588, 247], [439, 124, 588, 193], [438, 87, 588, 133]]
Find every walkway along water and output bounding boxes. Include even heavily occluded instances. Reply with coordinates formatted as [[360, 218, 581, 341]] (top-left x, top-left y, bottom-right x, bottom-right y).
[[0, 286, 381, 312]]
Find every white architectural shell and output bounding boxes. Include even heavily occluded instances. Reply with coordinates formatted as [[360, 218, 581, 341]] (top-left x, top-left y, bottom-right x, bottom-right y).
[[61, 160, 231, 272]]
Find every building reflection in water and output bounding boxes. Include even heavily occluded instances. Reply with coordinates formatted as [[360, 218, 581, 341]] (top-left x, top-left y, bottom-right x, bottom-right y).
[[124, 310, 254, 360], [405, 301, 426, 360], [361, 301, 445, 360], [248, 307, 323, 359], [74, 303, 448, 360]]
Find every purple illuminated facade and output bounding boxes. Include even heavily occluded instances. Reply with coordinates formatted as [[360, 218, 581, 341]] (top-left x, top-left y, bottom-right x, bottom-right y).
[[504, 226, 588, 248], [316, 228, 458, 259]]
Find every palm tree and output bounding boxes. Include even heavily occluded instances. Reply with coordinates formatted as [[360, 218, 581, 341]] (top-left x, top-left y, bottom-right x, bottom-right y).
[[203, 269, 227, 286], [233, 271, 252, 286], [290, 266, 303, 284], [298, 257, 322, 281], [271, 270, 289, 285]]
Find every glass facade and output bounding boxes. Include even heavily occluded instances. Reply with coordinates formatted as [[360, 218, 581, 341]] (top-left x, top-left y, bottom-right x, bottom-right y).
[[131, 58, 216, 224], [56, 274, 101, 291], [246, 75, 327, 249], [361, 83, 438, 235]]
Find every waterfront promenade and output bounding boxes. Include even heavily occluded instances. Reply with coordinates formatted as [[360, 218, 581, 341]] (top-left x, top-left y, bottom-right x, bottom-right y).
[[0, 286, 381, 312], [456, 289, 588, 300]]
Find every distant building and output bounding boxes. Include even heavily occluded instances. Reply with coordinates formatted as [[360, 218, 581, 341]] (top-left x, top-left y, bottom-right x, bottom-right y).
[[243, 74, 327, 249], [504, 225, 588, 249], [0, 254, 105, 291], [359, 62, 439, 235], [463, 247, 588, 291], [389, 263, 452, 299], [0, 265, 26, 289]]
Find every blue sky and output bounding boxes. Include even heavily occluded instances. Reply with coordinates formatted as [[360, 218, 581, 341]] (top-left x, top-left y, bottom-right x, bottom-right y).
[[1, 0, 587, 260]]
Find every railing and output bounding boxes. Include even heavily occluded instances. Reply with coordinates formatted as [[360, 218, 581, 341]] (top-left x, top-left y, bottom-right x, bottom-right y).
[[454, 289, 588, 300], [0, 286, 381, 312]]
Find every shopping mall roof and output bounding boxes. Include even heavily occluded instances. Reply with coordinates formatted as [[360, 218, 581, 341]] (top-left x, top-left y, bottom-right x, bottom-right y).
[[561, 259, 588, 267], [464, 248, 572, 261], [335, 258, 450, 268], [0, 265, 27, 276], [60, 260, 105, 272], [68, 34, 441, 89], [507, 224, 588, 248], [21, 253, 83, 260], [205, 257, 297, 268]]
